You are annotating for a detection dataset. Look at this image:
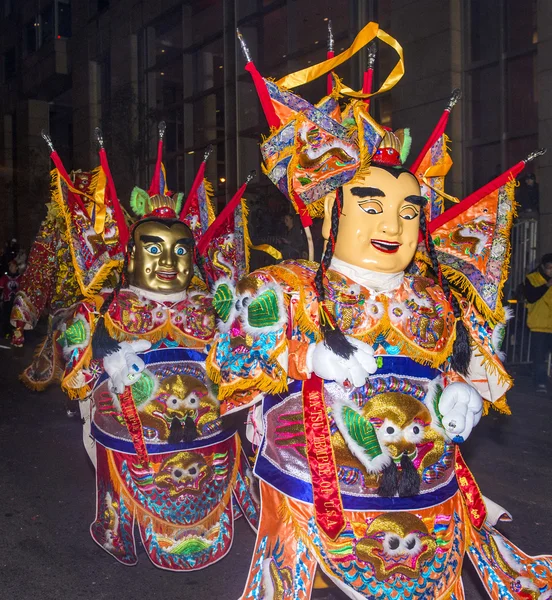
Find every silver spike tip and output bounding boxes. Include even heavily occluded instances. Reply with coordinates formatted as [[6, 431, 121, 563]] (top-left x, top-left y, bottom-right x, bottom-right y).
[[327, 20, 334, 53], [203, 144, 214, 162], [158, 121, 167, 140], [246, 170, 257, 184], [236, 29, 252, 64], [41, 129, 54, 152], [367, 41, 377, 69], [94, 127, 104, 148], [446, 88, 462, 111], [524, 148, 547, 163]]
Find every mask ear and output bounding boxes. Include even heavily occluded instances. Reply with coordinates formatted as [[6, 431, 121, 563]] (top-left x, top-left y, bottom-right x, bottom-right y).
[[127, 245, 136, 275], [322, 192, 336, 241]]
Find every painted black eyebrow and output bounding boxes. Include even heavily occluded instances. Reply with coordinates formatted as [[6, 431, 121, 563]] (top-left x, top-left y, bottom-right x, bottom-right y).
[[403, 195, 426, 206], [350, 187, 385, 198], [140, 234, 164, 243], [175, 238, 194, 246]]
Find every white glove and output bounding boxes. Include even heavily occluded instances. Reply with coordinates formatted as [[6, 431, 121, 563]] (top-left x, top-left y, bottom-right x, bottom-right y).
[[438, 382, 483, 443], [103, 339, 152, 394], [309, 336, 377, 388]]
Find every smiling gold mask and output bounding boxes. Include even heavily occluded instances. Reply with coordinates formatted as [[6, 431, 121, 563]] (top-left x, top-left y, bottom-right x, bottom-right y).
[[127, 220, 194, 294]]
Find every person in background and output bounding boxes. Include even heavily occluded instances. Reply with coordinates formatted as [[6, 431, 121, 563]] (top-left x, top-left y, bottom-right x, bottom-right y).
[[516, 172, 540, 214], [525, 253, 552, 392], [0, 260, 21, 337], [280, 213, 307, 259]]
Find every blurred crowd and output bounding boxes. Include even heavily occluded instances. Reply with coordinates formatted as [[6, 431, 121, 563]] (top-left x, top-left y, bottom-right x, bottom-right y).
[[0, 238, 26, 338]]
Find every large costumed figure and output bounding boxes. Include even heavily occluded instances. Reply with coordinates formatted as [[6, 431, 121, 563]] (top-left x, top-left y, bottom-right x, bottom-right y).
[[206, 23, 552, 599], [57, 125, 259, 571], [10, 163, 121, 395]]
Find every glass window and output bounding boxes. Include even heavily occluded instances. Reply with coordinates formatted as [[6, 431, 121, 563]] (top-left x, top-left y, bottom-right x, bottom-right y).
[[290, 1, 350, 54], [156, 57, 184, 108], [40, 4, 55, 45], [506, 0, 537, 52], [470, 65, 500, 140], [25, 20, 38, 54], [3, 47, 16, 81], [188, 1, 223, 47], [470, 143, 501, 190], [57, 1, 72, 38], [155, 14, 183, 63], [507, 55, 537, 135], [469, 0, 500, 63], [192, 37, 224, 94], [191, 90, 224, 147]]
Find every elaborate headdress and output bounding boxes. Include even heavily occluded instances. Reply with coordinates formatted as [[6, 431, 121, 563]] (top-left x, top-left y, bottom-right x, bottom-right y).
[[42, 129, 127, 298], [240, 21, 546, 370]]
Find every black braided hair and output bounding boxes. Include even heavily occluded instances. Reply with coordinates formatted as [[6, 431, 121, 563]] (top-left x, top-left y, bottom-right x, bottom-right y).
[[419, 209, 471, 375], [92, 244, 132, 360], [314, 187, 355, 359]]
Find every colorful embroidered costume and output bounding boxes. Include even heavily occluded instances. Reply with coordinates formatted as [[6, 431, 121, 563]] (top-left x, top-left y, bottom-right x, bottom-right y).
[[11, 169, 110, 390], [206, 23, 552, 599], [55, 126, 259, 571]]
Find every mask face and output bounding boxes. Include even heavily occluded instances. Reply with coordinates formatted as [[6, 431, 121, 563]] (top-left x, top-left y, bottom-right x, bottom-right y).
[[325, 167, 423, 273], [127, 220, 194, 294]]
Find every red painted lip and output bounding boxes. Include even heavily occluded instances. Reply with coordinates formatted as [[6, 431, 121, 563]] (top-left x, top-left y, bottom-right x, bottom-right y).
[[156, 270, 178, 281], [371, 239, 401, 254]]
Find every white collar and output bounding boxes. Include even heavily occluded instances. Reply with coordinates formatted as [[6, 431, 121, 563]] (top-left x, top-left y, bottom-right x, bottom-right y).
[[128, 285, 188, 304], [329, 257, 404, 293]]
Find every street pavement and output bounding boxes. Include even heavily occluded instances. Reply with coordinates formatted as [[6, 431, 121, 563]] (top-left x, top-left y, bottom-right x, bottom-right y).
[[1, 334, 551, 600]]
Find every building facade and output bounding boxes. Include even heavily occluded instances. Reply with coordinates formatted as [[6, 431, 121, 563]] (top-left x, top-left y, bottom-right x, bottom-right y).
[[0, 0, 549, 253]]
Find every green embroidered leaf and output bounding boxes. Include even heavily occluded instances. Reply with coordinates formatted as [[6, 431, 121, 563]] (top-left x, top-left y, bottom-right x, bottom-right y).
[[432, 384, 444, 425], [247, 289, 280, 328], [342, 406, 382, 459], [170, 537, 212, 556], [297, 176, 312, 185], [173, 192, 184, 215], [399, 127, 412, 164], [63, 318, 88, 347], [213, 283, 234, 323], [131, 371, 155, 406], [130, 187, 150, 218]]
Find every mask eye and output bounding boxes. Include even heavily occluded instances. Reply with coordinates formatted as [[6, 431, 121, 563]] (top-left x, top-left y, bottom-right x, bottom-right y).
[[145, 244, 161, 255], [242, 296, 251, 308], [401, 534, 422, 556], [359, 199, 383, 215], [403, 421, 425, 443], [400, 205, 419, 220], [175, 246, 188, 256]]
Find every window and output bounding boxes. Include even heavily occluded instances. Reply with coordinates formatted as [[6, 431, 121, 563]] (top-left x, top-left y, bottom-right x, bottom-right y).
[[3, 48, 16, 81], [465, 0, 538, 188], [57, 1, 71, 38], [40, 4, 55, 45], [25, 20, 39, 55]]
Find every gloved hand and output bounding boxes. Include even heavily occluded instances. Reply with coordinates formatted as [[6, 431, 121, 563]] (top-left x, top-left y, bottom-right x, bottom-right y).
[[103, 339, 152, 394], [438, 382, 483, 443], [309, 336, 377, 388]]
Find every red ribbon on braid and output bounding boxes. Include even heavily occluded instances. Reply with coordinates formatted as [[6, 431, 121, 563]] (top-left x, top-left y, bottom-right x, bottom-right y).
[[302, 376, 346, 540], [118, 387, 149, 467]]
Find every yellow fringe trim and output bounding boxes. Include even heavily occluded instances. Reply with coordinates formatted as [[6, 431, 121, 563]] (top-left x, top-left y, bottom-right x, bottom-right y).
[[51, 170, 123, 299], [483, 396, 511, 416], [439, 178, 518, 326], [203, 178, 216, 226], [19, 335, 63, 391], [103, 314, 212, 349], [105, 435, 241, 532], [475, 345, 513, 389]]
